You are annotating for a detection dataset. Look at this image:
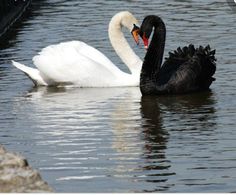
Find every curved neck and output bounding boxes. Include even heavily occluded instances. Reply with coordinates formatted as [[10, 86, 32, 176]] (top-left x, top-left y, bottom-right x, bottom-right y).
[[142, 17, 166, 76], [108, 13, 142, 75]]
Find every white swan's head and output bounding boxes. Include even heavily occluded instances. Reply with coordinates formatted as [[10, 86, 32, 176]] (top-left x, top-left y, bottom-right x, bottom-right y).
[[120, 11, 139, 31], [109, 11, 140, 45], [109, 11, 139, 32]]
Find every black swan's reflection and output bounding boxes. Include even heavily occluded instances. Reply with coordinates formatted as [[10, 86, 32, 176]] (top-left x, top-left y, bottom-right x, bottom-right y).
[[141, 95, 169, 158], [140, 91, 216, 192]]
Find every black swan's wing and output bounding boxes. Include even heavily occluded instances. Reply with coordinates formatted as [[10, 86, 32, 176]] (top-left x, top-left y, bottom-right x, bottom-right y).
[[157, 44, 216, 94], [157, 44, 197, 86]]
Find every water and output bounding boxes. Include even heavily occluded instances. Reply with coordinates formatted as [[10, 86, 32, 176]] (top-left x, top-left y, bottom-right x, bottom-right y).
[[1, 0, 236, 193]]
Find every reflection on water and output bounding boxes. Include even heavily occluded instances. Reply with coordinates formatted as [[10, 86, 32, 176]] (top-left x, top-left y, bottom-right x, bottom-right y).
[[4, 86, 221, 192], [140, 96, 172, 192], [1, 0, 236, 193], [139, 92, 217, 192], [20, 87, 145, 192]]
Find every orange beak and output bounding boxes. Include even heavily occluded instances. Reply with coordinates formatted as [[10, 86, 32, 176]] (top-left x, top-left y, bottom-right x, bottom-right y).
[[131, 24, 140, 45]]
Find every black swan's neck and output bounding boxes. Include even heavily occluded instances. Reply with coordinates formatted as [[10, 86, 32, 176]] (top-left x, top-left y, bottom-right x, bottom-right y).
[[142, 17, 166, 76]]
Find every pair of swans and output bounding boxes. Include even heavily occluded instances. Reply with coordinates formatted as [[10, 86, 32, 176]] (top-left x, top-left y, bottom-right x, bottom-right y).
[[12, 12, 216, 95]]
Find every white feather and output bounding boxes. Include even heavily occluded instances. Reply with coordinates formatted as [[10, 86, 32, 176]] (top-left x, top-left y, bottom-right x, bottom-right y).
[[12, 60, 47, 86]]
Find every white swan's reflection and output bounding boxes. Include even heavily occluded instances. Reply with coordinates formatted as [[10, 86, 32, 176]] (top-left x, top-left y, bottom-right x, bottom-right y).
[[21, 86, 146, 187], [26, 87, 143, 149]]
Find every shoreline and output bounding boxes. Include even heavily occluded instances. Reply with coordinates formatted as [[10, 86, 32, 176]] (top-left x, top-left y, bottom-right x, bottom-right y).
[[0, 0, 32, 38], [0, 144, 53, 193]]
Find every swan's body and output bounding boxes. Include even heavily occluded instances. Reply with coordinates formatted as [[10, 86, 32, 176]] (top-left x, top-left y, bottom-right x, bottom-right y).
[[12, 11, 142, 87], [139, 15, 216, 95]]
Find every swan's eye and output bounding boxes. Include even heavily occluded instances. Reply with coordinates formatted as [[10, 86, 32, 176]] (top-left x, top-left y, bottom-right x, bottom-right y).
[[131, 24, 140, 45]]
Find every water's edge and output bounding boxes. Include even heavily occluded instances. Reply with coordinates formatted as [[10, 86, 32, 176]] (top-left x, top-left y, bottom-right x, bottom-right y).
[[0, 0, 32, 38], [0, 144, 53, 193]]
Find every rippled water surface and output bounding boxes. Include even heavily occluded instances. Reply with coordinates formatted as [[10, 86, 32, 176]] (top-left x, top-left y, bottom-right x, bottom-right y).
[[1, 0, 236, 192]]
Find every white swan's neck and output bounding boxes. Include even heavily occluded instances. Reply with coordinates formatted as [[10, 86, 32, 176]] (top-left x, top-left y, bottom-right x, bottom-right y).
[[108, 11, 142, 75]]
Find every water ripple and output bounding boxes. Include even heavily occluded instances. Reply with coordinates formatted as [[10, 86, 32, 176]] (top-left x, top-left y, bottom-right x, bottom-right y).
[[1, 0, 236, 193]]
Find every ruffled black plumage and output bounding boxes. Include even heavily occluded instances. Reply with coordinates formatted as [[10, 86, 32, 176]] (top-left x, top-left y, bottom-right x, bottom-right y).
[[139, 15, 217, 95], [158, 44, 216, 89]]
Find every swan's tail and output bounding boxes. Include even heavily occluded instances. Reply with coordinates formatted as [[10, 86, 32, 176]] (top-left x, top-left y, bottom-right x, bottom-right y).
[[195, 45, 216, 89], [12, 60, 47, 86], [166, 44, 216, 89]]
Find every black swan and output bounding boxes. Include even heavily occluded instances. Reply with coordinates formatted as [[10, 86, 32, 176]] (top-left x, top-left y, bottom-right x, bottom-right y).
[[137, 15, 216, 95]]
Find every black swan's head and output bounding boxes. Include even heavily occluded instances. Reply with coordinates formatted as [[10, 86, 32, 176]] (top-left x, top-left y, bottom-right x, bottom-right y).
[[139, 15, 165, 49]]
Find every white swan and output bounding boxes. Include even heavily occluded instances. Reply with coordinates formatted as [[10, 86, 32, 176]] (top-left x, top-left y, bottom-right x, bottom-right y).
[[12, 11, 142, 87]]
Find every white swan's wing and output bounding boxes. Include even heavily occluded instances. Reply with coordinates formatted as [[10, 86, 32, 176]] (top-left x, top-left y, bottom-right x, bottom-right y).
[[33, 41, 123, 87], [70, 41, 118, 71]]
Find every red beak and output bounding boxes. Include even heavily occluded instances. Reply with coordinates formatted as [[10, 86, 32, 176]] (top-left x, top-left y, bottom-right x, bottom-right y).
[[142, 33, 149, 49]]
